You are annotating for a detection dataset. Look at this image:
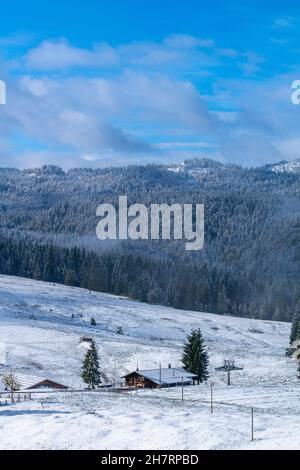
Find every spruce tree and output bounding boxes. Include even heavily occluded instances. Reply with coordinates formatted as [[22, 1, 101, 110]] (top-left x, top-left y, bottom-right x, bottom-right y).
[[217, 284, 227, 314], [43, 246, 56, 282], [182, 328, 209, 383], [290, 311, 300, 345], [81, 340, 101, 389]]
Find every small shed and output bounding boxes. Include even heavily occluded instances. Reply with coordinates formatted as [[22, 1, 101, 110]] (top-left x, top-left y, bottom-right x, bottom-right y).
[[1, 373, 69, 391], [122, 367, 198, 389]]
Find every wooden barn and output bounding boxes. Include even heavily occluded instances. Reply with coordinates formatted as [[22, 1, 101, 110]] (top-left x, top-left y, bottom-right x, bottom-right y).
[[122, 367, 198, 389], [1, 373, 69, 391]]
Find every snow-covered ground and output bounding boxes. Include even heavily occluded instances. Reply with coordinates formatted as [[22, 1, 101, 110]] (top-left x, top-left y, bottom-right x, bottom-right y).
[[0, 275, 299, 450]]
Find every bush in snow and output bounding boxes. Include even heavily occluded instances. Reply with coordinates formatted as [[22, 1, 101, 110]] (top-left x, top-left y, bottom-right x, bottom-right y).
[[2, 373, 21, 401]]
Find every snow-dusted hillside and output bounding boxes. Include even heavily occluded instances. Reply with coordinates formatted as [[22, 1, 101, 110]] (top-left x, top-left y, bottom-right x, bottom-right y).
[[271, 159, 300, 174], [167, 158, 225, 177], [0, 275, 299, 450]]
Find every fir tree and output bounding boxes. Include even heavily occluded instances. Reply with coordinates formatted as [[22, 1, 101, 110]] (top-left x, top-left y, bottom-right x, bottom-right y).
[[43, 246, 56, 282], [217, 284, 227, 314], [290, 311, 300, 345], [32, 252, 42, 280], [81, 340, 101, 389], [182, 328, 209, 383]]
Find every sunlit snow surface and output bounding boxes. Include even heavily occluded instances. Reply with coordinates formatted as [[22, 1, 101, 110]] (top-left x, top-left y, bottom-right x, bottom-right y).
[[0, 275, 299, 450]]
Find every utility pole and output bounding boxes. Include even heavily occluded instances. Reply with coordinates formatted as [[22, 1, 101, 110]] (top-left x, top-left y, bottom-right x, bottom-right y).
[[181, 376, 184, 402], [210, 381, 214, 413], [251, 407, 254, 441], [215, 360, 243, 387]]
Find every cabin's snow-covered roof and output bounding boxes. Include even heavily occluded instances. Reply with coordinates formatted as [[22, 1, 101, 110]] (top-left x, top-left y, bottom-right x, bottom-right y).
[[0, 373, 63, 391], [124, 368, 198, 385]]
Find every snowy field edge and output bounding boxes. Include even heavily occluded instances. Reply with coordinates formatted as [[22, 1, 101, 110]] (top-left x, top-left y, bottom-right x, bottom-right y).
[[0, 275, 299, 450]]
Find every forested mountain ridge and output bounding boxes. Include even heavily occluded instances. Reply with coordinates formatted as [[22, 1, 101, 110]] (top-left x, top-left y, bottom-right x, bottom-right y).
[[1, 158, 300, 322]]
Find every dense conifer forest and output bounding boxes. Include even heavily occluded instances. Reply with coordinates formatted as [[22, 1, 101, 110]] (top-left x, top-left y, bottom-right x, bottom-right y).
[[1, 158, 300, 321]]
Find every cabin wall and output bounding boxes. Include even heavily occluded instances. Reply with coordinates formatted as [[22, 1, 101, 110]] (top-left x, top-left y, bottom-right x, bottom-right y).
[[125, 375, 157, 389]]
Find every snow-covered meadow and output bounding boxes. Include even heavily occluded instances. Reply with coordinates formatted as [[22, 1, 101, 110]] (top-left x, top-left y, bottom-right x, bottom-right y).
[[0, 275, 299, 450]]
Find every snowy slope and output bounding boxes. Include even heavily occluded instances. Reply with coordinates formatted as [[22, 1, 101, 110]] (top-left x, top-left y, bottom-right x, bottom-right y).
[[271, 159, 300, 174], [0, 275, 294, 386], [0, 275, 299, 450]]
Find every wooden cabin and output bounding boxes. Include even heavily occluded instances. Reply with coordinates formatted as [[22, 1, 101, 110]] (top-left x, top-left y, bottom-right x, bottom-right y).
[[122, 367, 198, 389]]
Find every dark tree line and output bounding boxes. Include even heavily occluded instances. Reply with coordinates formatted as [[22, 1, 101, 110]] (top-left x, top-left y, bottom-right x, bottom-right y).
[[1, 160, 300, 320], [0, 233, 298, 321]]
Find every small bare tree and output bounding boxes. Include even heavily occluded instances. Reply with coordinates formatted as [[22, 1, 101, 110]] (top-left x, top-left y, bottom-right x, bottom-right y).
[[2, 373, 21, 402]]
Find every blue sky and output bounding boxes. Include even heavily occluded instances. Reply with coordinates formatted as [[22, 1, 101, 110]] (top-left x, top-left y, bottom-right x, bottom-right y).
[[0, 0, 300, 168]]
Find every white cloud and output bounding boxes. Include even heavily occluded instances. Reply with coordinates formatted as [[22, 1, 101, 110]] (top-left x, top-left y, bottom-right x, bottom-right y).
[[0, 32, 34, 48], [239, 51, 265, 75], [17, 35, 220, 73], [164, 34, 215, 49], [0, 34, 298, 169], [19, 76, 57, 97], [272, 16, 295, 29], [218, 48, 239, 58], [1, 68, 215, 168], [24, 39, 119, 70]]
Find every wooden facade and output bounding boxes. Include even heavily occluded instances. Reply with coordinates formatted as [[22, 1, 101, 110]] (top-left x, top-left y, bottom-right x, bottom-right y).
[[122, 369, 198, 389], [124, 372, 157, 389]]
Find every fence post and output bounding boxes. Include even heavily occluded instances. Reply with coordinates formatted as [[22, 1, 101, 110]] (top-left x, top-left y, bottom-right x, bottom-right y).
[[251, 407, 254, 441], [159, 363, 162, 388], [210, 381, 214, 414]]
